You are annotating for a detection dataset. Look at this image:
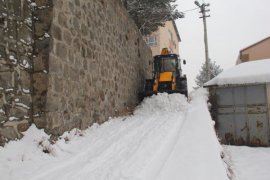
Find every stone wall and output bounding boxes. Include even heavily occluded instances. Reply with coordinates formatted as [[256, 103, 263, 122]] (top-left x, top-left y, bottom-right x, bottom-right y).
[[0, 0, 152, 144], [0, 0, 52, 145]]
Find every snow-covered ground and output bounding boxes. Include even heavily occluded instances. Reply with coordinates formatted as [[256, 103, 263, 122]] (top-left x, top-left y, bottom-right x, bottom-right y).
[[1, 89, 269, 180], [224, 145, 270, 180]]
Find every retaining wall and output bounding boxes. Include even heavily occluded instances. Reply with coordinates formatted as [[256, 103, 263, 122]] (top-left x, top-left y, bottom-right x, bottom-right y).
[[0, 0, 152, 145]]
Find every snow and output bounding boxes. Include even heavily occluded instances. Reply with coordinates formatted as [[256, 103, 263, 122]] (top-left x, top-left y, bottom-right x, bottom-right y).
[[15, 103, 30, 110], [224, 145, 270, 180], [22, 88, 30, 94], [30, 2, 37, 7], [0, 109, 4, 114], [44, 33, 50, 38], [205, 59, 270, 86], [8, 117, 19, 121], [9, 55, 15, 60], [5, 88, 14, 92], [20, 59, 30, 69], [157, 89, 229, 180], [0, 90, 229, 180]]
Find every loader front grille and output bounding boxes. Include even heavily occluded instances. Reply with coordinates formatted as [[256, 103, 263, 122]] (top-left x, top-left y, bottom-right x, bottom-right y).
[[158, 82, 172, 92]]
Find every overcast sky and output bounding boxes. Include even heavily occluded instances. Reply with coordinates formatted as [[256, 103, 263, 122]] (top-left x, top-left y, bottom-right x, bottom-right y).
[[175, 0, 270, 91]]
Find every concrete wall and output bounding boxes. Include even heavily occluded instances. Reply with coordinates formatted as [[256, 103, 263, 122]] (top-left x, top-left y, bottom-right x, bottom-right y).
[[0, 0, 152, 144], [240, 37, 270, 62]]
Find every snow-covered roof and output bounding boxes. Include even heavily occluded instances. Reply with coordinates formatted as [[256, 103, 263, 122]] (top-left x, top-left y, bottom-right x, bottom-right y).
[[204, 59, 270, 86]]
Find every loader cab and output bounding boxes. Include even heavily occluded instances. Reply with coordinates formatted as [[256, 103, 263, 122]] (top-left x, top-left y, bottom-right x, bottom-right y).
[[153, 54, 182, 76]]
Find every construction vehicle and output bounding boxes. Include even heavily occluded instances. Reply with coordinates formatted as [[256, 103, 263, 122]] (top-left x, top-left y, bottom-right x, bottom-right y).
[[142, 48, 188, 97]]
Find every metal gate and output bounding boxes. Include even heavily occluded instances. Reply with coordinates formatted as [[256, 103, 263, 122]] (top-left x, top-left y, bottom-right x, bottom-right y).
[[215, 84, 270, 146]]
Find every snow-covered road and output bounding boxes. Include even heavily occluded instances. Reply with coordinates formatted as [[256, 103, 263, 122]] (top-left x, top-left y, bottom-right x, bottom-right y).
[[1, 89, 229, 180], [224, 145, 270, 180]]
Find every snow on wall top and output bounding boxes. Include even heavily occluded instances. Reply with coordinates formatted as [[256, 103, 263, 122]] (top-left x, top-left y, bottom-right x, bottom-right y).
[[204, 59, 270, 86]]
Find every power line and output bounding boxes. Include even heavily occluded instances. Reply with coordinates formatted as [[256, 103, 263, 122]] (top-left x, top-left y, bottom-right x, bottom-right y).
[[181, 8, 200, 13], [182, 7, 200, 13]]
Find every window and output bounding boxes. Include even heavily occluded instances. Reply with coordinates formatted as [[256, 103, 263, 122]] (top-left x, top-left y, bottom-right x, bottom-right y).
[[145, 35, 157, 46], [162, 57, 176, 72], [154, 56, 177, 73]]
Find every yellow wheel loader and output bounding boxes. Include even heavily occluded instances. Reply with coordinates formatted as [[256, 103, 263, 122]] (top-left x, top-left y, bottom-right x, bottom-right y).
[[142, 48, 188, 98]]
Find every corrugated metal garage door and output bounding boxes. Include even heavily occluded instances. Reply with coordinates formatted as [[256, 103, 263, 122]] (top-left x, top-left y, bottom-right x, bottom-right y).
[[216, 84, 270, 146]]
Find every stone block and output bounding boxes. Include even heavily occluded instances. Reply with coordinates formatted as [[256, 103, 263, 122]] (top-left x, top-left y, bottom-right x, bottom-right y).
[[46, 112, 62, 130], [35, 0, 50, 7], [33, 54, 48, 72], [46, 93, 59, 112], [18, 95, 32, 108], [35, 23, 47, 37], [68, 67, 77, 81], [0, 123, 19, 140], [63, 30, 72, 44], [48, 55, 63, 76], [51, 24, 62, 41], [18, 24, 32, 45], [35, 37, 50, 55], [54, 0, 63, 9], [53, 76, 63, 93], [32, 95, 46, 113], [0, 71, 13, 88], [9, 107, 28, 118], [33, 116, 47, 129], [55, 42, 67, 59], [33, 72, 48, 94], [0, 113, 7, 124], [17, 120, 30, 133], [58, 12, 68, 28], [18, 70, 31, 90]]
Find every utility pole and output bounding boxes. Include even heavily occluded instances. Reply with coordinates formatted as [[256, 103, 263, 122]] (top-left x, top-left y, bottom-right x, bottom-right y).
[[195, 1, 211, 81]]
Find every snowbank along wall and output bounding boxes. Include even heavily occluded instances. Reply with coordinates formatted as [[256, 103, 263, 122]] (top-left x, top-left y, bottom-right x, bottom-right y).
[[0, 0, 152, 144]]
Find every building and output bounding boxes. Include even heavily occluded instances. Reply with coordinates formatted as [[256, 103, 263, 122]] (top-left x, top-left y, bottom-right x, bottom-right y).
[[205, 59, 270, 146], [236, 36, 270, 64], [144, 21, 181, 56]]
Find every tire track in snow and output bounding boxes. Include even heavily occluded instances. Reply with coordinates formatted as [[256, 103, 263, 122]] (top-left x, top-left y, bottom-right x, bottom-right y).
[[28, 115, 158, 180], [138, 110, 189, 180], [28, 94, 189, 180]]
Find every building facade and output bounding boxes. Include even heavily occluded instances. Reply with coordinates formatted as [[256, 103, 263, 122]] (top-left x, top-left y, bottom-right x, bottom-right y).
[[237, 36, 270, 64], [144, 21, 181, 56]]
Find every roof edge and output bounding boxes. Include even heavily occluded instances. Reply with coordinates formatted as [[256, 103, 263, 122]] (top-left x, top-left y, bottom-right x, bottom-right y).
[[204, 82, 269, 88], [172, 20, 181, 42], [240, 36, 270, 53]]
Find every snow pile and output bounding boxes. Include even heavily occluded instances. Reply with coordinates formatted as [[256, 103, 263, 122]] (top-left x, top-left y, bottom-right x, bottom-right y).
[[134, 93, 188, 114], [0, 91, 229, 180], [0, 126, 52, 162], [205, 59, 270, 86], [224, 145, 270, 180]]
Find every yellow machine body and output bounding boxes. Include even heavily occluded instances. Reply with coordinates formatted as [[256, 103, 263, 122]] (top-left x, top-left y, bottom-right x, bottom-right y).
[[153, 72, 176, 93], [142, 48, 188, 98]]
